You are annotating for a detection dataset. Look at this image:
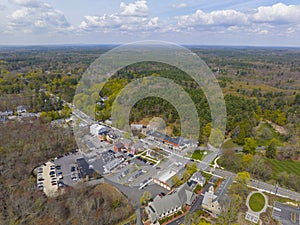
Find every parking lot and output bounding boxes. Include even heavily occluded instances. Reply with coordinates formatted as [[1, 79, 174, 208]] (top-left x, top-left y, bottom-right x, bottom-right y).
[[37, 162, 59, 197], [53, 151, 82, 187]]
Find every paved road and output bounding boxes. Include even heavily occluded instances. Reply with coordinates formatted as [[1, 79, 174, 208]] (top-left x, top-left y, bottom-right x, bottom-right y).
[[213, 168, 300, 202], [250, 180, 300, 202]]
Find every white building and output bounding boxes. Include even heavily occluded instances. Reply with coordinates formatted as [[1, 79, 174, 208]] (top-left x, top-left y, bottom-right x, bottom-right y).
[[90, 124, 108, 136]]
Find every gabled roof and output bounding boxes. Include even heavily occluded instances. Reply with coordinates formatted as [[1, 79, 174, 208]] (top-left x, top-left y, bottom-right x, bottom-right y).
[[190, 172, 206, 185], [114, 141, 124, 148], [148, 181, 196, 218]]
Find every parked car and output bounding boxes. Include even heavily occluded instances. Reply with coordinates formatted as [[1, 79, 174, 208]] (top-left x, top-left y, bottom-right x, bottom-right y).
[[49, 171, 55, 176], [56, 165, 61, 170], [37, 167, 43, 173], [71, 166, 76, 172], [58, 181, 64, 187], [57, 173, 63, 179]]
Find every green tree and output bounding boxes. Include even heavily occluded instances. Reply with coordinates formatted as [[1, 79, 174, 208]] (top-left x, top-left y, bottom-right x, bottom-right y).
[[209, 128, 224, 148], [266, 139, 277, 159], [140, 191, 152, 206], [171, 175, 181, 187], [203, 122, 211, 143], [241, 154, 253, 170], [230, 172, 251, 200], [61, 104, 72, 119], [217, 194, 242, 225], [243, 137, 257, 154]]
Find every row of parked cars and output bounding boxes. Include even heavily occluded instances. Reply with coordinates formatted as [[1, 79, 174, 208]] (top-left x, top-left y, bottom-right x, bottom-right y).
[[36, 164, 65, 191], [37, 167, 44, 190], [71, 165, 78, 181]]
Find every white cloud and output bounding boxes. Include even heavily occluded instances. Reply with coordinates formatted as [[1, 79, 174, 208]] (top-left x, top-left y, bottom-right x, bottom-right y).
[[120, 0, 148, 17], [177, 9, 248, 27], [175, 2, 300, 36], [7, 1, 73, 33], [172, 3, 187, 9], [251, 3, 300, 24], [79, 0, 159, 33], [147, 17, 159, 28]]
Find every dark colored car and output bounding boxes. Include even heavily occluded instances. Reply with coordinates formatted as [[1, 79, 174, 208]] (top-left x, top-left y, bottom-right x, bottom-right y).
[[71, 166, 76, 172]]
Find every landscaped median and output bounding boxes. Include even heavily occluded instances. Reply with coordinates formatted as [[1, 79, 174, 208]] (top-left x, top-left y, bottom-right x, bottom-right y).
[[245, 191, 268, 223], [249, 192, 266, 212]]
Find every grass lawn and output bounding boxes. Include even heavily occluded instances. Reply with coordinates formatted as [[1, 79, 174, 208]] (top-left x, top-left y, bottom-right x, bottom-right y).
[[249, 193, 266, 212], [191, 150, 211, 160], [266, 158, 300, 177]]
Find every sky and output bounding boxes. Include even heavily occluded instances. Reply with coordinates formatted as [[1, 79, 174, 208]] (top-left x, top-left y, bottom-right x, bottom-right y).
[[0, 0, 299, 46]]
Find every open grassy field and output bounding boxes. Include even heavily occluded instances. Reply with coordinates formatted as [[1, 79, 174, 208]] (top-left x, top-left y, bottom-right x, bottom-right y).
[[249, 193, 266, 212], [266, 158, 300, 177], [191, 150, 212, 160]]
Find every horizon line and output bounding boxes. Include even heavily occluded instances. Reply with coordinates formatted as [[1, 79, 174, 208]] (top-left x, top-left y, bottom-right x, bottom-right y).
[[0, 43, 300, 49]]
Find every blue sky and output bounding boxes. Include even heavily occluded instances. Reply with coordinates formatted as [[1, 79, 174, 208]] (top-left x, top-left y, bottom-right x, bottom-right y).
[[0, 0, 299, 46]]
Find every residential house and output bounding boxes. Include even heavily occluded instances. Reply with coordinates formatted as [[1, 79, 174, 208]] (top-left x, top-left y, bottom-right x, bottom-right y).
[[131, 124, 144, 131], [114, 141, 124, 152], [190, 172, 206, 187], [17, 105, 27, 115], [131, 141, 144, 155], [106, 131, 118, 143], [120, 138, 134, 150]]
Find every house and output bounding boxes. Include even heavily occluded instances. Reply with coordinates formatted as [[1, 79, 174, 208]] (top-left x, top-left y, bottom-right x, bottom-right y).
[[0, 110, 13, 122], [114, 141, 124, 151], [17, 105, 27, 115], [190, 172, 206, 187], [202, 186, 221, 216], [131, 124, 144, 131], [103, 157, 124, 173], [120, 138, 134, 150], [146, 181, 197, 223], [131, 141, 144, 155], [272, 202, 300, 225], [0, 110, 13, 117], [105, 118, 112, 126], [106, 131, 118, 143]]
